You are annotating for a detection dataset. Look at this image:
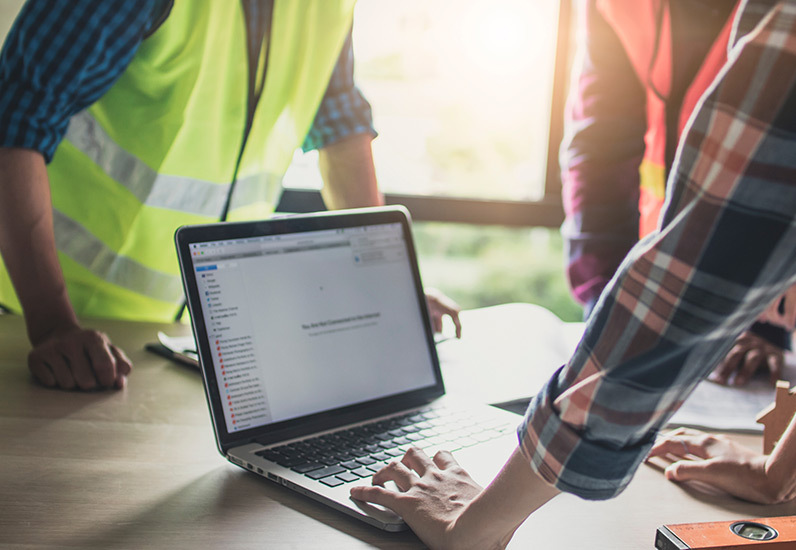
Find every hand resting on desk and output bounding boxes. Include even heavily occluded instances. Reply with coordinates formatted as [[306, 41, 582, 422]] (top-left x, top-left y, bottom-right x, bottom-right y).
[[425, 288, 462, 339], [647, 425, 796, 505], [708, 330, 784, 387], [708, 284, 796, 387], [28, 324, 132, 390]]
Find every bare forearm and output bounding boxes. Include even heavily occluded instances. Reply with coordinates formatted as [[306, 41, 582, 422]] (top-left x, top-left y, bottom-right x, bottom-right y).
[[0, 148, 78, 343], [452, 448, 560, 549], [318, 133, 383, 210]]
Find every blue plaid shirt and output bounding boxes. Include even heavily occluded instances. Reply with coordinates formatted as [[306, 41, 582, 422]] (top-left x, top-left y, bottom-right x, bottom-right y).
[[0, 0, 375, 163]]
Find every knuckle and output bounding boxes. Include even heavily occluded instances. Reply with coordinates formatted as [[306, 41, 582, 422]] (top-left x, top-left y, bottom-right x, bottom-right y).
[[404, 447, 420, 458], [450, 466, 466, 476], [29, 366, 54, 386], [86, 330, 107, 347]]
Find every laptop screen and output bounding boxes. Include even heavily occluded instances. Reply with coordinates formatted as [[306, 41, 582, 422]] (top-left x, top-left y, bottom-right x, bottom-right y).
[[186, 220, 437, 435]]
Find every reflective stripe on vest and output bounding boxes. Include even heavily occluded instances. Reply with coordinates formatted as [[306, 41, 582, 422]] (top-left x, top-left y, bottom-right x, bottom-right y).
[[65, 110, 281, 218], [0, 1, 356, 321], [53, 209, 184, 304]]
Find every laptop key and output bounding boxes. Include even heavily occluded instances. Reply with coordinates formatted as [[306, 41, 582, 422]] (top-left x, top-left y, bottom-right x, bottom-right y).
[[472, 431, 493, 442], [255, 450, 284, 462], [306, 465, 346, 480], [333, 451, 356, 461], [370, 452, 391, 461], [365, 463, 386, 474], [336, 471, 360, 483], [275, 456, 311, 468], [291, 462, 325, 474], [340, 460, 360, 470], [350, 467, 373, 478], [319, 476, 345, 488]]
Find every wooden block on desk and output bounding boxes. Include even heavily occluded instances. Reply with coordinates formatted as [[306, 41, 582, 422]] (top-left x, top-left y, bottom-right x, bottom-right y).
[[756, 380, 796, 454]]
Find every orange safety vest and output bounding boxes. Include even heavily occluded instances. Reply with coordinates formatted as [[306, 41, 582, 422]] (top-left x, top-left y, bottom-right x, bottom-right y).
[[596, 0, 738, 237]]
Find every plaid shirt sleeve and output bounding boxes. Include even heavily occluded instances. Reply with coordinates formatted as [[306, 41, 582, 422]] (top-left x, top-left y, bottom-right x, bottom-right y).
[[520, 0, 796, 500], [301, 28, 376, 152], [560, 0, 647, 317], [0, 0, 169, 162]]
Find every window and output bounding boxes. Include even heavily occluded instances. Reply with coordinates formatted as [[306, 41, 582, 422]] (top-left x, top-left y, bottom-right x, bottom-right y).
[[282, 0, 572, 227], [280, 1, 581, 321]]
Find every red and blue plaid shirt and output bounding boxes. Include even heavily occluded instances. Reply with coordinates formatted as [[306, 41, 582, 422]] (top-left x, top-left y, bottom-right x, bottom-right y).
[[523, 0, 796, 500]]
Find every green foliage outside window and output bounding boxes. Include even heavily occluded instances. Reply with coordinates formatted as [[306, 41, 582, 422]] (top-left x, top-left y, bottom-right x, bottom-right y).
[[413, 222, 583, 322]]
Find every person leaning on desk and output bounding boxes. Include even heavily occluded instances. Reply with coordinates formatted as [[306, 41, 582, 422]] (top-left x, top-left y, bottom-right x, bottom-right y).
[[560, 0, 791, 389], [0, 0, 462, 392], [350, 2, 796, 548]]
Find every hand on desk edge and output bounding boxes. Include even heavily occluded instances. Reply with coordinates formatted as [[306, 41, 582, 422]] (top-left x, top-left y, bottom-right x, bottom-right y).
[[425, 288, 462, 340]]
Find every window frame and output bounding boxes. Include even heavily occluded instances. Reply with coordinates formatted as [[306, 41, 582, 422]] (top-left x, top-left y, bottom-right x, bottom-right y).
[[276, 0, 572, 229]]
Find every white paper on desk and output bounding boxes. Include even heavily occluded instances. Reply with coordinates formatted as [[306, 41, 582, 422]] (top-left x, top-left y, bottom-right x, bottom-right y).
[[437, 303, 794, 433], [157, 332, 199, 360], [436, 303, 584, 405], [667, 354, 796, 433]]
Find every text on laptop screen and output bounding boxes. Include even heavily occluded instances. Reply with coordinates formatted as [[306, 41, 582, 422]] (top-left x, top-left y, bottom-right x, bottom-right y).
[[188, 222, 436, 433]]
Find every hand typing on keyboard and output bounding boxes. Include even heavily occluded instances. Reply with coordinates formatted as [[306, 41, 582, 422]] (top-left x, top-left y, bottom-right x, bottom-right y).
[[254, 408, 511, 488]]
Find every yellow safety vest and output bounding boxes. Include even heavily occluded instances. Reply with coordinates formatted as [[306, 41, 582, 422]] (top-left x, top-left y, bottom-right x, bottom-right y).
[[0, 0, 355, 321]]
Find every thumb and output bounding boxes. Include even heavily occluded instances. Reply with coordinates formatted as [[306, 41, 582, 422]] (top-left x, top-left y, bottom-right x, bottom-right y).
[[664, 459, 741, 496], [665, 459, 776, 504], [665, 460, 715, 483]]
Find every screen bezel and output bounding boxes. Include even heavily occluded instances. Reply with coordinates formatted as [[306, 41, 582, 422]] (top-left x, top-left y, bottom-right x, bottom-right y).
[[175, 206, 445, 454]]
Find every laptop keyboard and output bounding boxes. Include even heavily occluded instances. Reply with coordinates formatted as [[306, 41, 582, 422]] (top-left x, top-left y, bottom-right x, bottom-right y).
[[254, 407, 515, 488]]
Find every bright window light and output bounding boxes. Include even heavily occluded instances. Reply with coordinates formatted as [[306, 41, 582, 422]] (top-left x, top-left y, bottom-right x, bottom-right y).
[[284, 0, 561, 202]]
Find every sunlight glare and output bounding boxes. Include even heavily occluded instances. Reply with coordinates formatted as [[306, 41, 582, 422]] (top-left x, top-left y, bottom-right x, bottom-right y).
[[462, 1, 537, 76]]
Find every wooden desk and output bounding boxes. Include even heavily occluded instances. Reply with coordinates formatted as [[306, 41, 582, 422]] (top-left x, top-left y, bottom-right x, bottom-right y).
[[1, 310, 794, 549]]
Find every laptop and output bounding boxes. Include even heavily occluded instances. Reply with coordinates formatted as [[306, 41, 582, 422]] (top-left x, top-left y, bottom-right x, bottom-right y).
[[175, 206, 520, 531]]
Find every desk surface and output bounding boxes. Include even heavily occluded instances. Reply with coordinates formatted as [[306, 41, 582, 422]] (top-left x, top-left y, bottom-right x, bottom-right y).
[[2, 306, 794, 549]]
